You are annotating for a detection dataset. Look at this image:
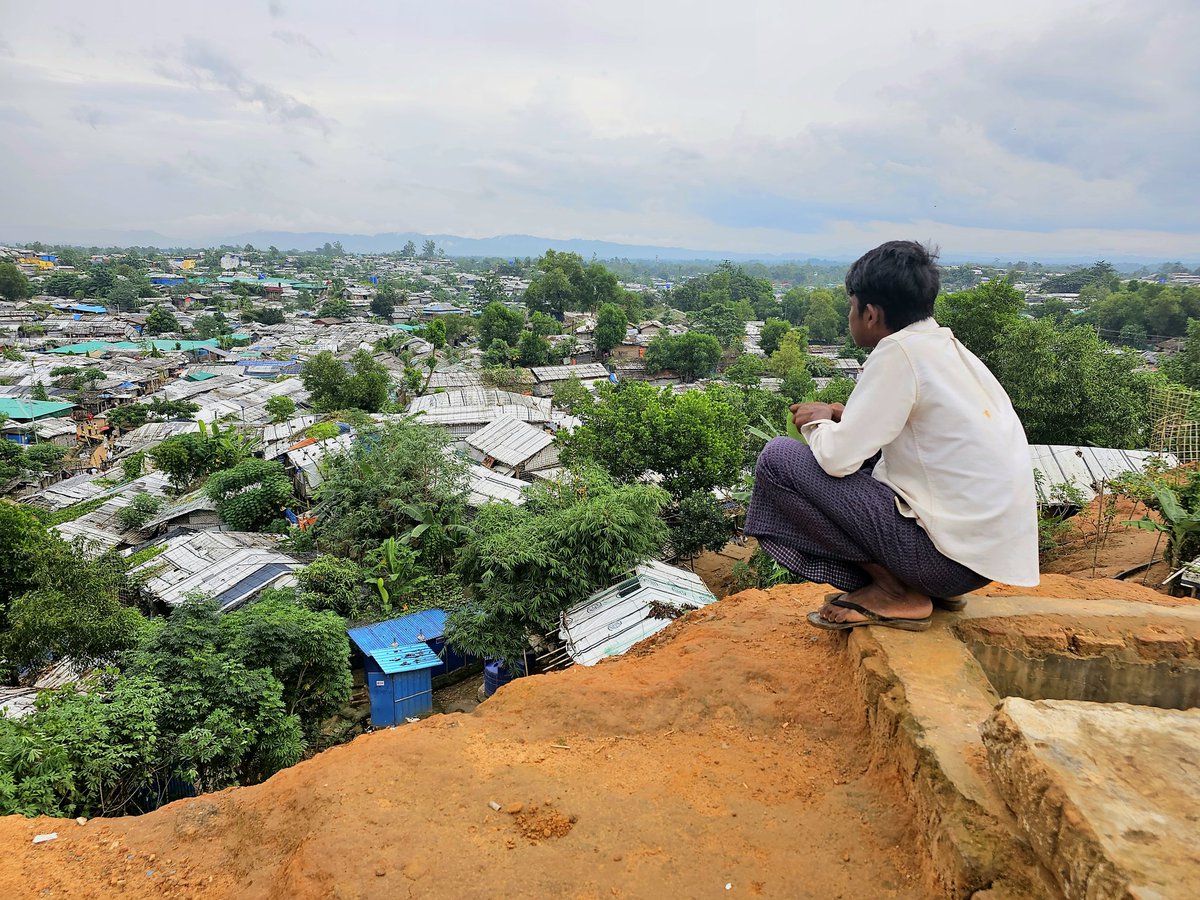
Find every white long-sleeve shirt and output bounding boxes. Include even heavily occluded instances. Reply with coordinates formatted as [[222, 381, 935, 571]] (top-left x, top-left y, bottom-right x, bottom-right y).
[[801, 317, 1040, 586]]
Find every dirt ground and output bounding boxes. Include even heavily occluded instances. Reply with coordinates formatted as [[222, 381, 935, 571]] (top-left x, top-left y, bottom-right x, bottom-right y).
[[690, 539, 757, 598], [1, 586, 934, 899], [1, 515, 1187, 899]]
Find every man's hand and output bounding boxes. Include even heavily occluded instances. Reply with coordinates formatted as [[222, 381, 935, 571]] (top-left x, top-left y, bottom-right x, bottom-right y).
[[790, 402, 842, 429]]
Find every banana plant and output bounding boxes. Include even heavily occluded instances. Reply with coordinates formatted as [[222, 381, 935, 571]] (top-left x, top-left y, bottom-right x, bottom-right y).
[[1125, 484, 1200, 576], [366, 537, 430, 613], [397, 502, 469, 572]]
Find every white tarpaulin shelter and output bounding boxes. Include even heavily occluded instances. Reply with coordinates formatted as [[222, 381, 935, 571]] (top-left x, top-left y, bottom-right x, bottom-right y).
[[557, 561, 717, 667]]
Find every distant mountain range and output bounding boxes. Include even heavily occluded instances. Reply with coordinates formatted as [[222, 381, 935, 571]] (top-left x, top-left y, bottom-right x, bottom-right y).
[[3, 226, 1189, 268], [219, 230, 834, 262]]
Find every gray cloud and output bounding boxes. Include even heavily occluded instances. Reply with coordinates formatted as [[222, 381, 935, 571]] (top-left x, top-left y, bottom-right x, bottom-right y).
[[72, 105, 110, 129], [0, 0, 1196, 259], [172, 38, 333, 134], [270, 29, 325, 58]]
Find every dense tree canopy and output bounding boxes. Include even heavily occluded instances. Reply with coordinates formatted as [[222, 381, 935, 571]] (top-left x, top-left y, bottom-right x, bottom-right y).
[[523, 251, 624, 318], [594, 302, 628, 354], [561, 382, 747, 498], [643, 332, 722, 382], [144, 305, 179, 335], [204, 459, 295, 531], [445, 469, 669, 662], [0, 263, 31, 301], [478, 301, 524, 350], [668, 262, 773, 316], [690, 302, 746, 349], [935, 279, 1025, 369], [300, 350, 390, 412], [311, 419, 469, 562]]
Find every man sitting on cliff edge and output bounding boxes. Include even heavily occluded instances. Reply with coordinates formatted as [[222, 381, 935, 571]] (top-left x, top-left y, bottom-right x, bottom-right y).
[[745, 240, 1039, 631]]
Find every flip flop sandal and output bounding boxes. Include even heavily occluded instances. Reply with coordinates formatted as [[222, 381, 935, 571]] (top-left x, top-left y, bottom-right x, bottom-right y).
[[828, 591, 967, 612], [808, 596, 933, 632]]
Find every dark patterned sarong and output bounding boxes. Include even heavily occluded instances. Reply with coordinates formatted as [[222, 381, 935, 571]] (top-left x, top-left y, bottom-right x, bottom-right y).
[[745, 438, 989, 596]]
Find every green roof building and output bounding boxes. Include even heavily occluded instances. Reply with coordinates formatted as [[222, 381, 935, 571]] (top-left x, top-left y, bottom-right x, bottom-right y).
[[0, 399, 76, 422]]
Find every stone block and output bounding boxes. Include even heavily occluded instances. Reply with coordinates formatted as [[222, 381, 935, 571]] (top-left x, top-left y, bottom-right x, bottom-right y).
[[982, 698, 1200, 899]]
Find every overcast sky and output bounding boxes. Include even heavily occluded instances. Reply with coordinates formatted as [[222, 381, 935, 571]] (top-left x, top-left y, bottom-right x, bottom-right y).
[[2, 0, 1197, 259]]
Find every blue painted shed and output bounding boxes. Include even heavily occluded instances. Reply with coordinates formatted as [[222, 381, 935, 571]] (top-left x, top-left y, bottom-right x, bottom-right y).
[[364, 643, 442, 726], [347, 609, 468, 678]]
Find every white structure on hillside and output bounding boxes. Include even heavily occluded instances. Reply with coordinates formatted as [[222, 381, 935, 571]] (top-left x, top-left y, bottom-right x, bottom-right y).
[[554, 561, 717, 668]]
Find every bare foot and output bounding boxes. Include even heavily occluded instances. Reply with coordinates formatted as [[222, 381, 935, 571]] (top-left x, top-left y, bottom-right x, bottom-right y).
[[818, 581, 932, 624]]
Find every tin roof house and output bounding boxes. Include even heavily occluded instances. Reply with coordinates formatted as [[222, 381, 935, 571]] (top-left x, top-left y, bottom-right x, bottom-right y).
[[462, 415, 560, 478], [528, 363, 610, 397], [130, 530, 301, 611]]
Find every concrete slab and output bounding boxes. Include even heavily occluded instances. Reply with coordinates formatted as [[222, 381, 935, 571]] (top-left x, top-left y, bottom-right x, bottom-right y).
[[844, 593, 1200, 897], [983, 698, 1200, 900], [846, 626, 1058, 897]]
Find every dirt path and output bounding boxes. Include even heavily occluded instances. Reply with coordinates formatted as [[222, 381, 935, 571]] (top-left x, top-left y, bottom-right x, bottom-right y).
[[0, 587, 931, 899]]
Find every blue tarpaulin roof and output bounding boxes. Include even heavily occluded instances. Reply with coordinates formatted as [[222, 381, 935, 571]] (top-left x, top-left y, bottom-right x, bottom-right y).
[[347, 609, 447, 656], [369, 643, 442, 675]]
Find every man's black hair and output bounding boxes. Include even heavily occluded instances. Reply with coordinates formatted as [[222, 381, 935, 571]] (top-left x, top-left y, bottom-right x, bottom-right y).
[[844, 240, 940, 331]]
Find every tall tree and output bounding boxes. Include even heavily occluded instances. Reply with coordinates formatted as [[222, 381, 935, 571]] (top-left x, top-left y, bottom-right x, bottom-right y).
[[311, 419, 469, 561], [991, 318, 1148, 447], [144, 306, 179, 335], [0, 262, 32, 301], [643, 332, 722, 382], [691, 303, 746, 348], [370, 285, 397, 319], [204, 459, 296, 531], [593, 302, 628, 354], [446, 469, 669, 663], [561, 382, 747, 498], [934, 279, 1025, 369], [478, 301, 524, 350], [760, 318, 792, 355]]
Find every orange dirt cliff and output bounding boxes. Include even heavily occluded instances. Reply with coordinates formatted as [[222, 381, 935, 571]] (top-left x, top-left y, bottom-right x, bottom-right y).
[[0, 575, 1181, 899]]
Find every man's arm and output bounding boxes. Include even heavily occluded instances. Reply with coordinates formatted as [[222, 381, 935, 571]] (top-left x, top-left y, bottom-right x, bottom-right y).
[[799, 342, 917, 477]]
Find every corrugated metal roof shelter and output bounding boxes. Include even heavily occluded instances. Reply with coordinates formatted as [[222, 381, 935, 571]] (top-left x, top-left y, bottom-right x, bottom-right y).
[[131, 531, 300, 610], [465, 462, 528, 507], [54, 495, 147, 549], [556, 561, 718, 668], [414, 404, 549, 439], [408, 388, 551, 418], [29, 470, 172, 512], [528, 363, 610, 397], [529, 363, 609, 383], [0, 398, 76, 421], [347, 609, 469, 682], [348, 610, 448, 650], [463, 415, 559, 476], [0, 659, 86, 721], [285, 431, 355, 496], [362, 643, 443, 726], [425, 371, 484, 391], [1029, 445, 1176, 504]]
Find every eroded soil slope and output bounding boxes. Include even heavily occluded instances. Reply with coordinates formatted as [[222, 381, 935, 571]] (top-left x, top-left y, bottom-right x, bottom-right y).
[[0, 575, 1173, 899]]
